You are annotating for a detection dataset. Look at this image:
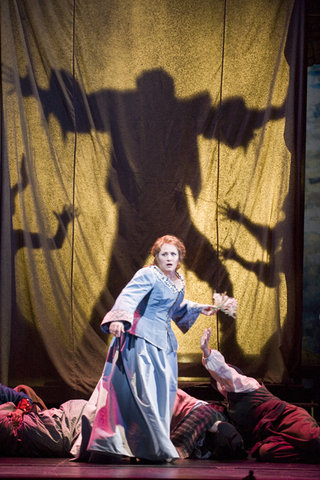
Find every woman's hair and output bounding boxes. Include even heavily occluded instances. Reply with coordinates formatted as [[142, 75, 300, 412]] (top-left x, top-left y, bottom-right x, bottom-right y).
[[150, 235, 186, 270]]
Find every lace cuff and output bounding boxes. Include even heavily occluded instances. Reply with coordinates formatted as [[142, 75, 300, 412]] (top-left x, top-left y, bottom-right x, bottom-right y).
[[101, 310, 133, 333], [105, 310, 132, 323]]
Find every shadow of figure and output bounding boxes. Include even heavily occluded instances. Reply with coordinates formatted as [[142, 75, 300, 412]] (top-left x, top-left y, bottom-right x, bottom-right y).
[[5, 67, 287, 369], [201, 98, 285, 361], [8, 154, 77, 385], [203, 97, 285, 150], [219, 200, 286, 368], [11, 156, 76, 254], [88, 70, 286, 359], [218, 194, 298, 378], [95, 70, 234, 320], [9, 155, 77, 253], [219, 201, 285, 288], [215, 0, 305, 375]]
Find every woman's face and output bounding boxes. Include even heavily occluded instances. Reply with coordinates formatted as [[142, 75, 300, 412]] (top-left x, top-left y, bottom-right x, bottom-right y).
[[156, 243, 180, 277]]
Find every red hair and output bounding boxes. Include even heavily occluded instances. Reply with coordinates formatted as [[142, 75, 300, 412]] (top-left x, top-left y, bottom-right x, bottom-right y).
[[150, 235, 186, 269]]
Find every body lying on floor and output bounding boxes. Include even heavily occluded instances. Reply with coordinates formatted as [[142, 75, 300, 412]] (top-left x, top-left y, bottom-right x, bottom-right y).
[[1, 376, 319, 463], [0, 383, 244, 460]]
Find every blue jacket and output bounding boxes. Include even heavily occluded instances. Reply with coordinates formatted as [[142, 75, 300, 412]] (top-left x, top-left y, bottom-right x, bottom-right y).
[[0, 384, 32, 406], [101, 265, 202, 350]]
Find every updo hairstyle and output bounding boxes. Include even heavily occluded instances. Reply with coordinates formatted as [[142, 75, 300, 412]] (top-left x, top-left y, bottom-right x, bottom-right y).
[[150, 235, 186, 270]]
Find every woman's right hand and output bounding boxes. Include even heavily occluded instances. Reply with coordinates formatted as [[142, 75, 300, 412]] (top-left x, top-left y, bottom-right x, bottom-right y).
[[109, 321, 125, 337]]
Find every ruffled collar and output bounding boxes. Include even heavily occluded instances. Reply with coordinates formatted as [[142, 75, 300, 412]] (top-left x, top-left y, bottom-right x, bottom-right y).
[[152, 265, 185, 293]]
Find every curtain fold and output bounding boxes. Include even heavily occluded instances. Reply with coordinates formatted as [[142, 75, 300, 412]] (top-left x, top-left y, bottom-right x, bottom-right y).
[[0, 0, 305, 395]]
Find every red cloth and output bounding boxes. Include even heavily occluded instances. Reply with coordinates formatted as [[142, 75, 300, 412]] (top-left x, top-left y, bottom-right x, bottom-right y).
[[14, 385, 47, 410], [171, 389, 206, 431], [16, 398, 32, 413], [251, 402, 320, 462]]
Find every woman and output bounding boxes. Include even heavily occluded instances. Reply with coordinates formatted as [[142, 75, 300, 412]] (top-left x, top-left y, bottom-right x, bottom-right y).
[[80, 235, 217, 463]]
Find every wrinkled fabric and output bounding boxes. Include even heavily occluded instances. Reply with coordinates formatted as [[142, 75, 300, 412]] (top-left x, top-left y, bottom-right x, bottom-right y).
[[14, 385, 47, 410], [0, 0, 305, 393], [73, 266, 204, 461], [73, 336, 178, 460], [170, 388, 208, 431], [101, 266, 202, 350], [0, 400, 88, 457], [16, 400, 88, 457], [203, 349, 320, 463], [251, 403, 320, 463], [170, 392, 227, 459]]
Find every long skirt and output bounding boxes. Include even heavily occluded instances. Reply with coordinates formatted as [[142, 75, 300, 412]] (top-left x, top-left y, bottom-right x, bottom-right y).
[[83, 333, 179, 461]]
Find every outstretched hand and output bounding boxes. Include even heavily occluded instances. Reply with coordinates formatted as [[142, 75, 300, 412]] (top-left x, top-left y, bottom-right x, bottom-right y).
[[54, 205, 80, 224], [200, 327, 212, 358], [219, 201, 241, 222]]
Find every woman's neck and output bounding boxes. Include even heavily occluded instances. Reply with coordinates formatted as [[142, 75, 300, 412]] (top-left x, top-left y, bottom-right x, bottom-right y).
[[165, 271, 178, 282]]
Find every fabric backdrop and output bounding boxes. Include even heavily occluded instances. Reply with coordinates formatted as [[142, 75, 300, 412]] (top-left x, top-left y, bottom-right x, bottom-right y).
[[0, 0, 305, 396]]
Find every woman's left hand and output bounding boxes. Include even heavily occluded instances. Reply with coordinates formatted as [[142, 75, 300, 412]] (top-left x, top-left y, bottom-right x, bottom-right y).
[[201, 305, 218, 316]]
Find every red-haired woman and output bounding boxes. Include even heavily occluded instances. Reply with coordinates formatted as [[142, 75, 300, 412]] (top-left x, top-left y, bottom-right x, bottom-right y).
[[73, 235, 217, 464]]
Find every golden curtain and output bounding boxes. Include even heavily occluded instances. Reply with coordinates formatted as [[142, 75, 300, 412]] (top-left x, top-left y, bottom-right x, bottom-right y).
[[0, 0, 305, 395]]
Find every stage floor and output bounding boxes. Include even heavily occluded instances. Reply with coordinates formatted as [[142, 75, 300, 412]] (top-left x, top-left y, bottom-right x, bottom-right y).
[[0, 457, 320, 480]]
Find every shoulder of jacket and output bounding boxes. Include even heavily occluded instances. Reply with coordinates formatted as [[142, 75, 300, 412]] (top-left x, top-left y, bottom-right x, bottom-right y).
[[135, 265, 154, 275], [133, 266, 157, 281]]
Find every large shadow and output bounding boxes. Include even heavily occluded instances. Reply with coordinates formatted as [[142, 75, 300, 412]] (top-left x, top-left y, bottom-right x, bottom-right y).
[[10, 155, 76, 254], [214, 0, 306, 373], [218, 196, 295, 374], [6, 65, 287, 372], [8, 154, 76, 388], [219, 200, 287, 289]]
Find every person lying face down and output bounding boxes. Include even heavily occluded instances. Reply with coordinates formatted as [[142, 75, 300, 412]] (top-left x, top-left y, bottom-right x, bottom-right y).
[[0, 385, 246, 461], [170, 387, 246, 460], [200, 327, 320, 463], [0, 399, 88, 458]]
